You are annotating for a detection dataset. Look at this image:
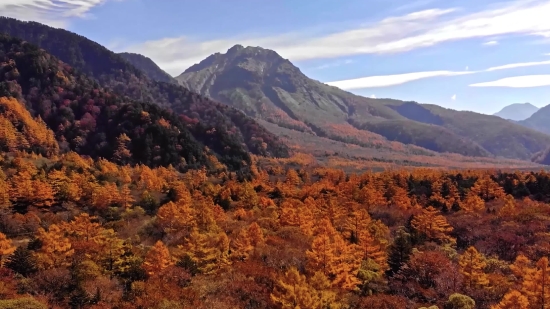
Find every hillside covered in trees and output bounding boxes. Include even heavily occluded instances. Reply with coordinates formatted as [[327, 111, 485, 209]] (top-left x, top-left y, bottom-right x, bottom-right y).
[[0, 34, 291, 171], [0, 17, 290, 165], [0, 149, 550, 308]]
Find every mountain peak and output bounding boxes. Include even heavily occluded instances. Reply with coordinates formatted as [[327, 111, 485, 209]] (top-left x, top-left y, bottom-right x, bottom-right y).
[[180, 44, 297, 78], [494, 103, 539, 121], [227, 44, 245, 54]]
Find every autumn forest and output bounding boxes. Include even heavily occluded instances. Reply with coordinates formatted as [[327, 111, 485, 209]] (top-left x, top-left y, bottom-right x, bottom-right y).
[[1, 16, 550, 309]]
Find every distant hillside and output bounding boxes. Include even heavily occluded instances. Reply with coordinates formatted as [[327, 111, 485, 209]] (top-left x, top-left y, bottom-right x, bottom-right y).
[[0, 17, 290, 168], [118, 52, 176, 84], [519, 104, 550, 135], [176, 44, 550, 160], [494, 103, 539, 121]]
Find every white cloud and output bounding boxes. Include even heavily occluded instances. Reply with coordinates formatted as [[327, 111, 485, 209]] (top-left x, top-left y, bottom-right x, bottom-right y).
[[325, 70, 473, 90], [370, 94, 377, 99], [118, 0, 550, 75], [451, 94, 457, 100], [485, 60, 550, 71], [0, 0, 114, 27], [314, 59, 354, 70], [483, 40, 499, 46], [323, 58, 550, 90], [470, 75, 550, 88]]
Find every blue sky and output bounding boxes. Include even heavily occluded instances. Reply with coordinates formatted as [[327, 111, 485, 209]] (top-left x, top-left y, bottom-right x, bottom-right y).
[[2, 0, 550, 114]]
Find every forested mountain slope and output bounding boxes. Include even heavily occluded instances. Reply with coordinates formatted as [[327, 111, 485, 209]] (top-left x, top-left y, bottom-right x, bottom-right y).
[[118, 52, 176, 84], [0, 34, 285, 171], [0, 17, 290, 163]]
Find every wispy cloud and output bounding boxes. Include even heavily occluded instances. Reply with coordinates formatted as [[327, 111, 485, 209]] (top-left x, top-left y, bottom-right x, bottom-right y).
[[451, 94, 457, 100], [119, 0, 550, 75], [483, 40, 499, 46], [485, 60, 550, 71], [325, 70, 473, 90], [325, 59, 550, 90], [314, 59, 354, 70], [0, 0, 114, 27], [470, 75, 550, 88]]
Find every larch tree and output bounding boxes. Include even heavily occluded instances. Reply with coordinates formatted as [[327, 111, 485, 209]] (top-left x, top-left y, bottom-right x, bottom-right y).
[[522, 257, 550, 309], [248, 222, 265, 247], [35, 224, 74, 269], [499, 194, 518, 218], [459, 246, 489, 289], [460, 191, 485, 212], [344, 208, 371, 244], [179, 228, 221, 274], [0, 231, 15, 266], [491, 290, 529, 309], [60, 213, 103, 242], [230, 228, 253, 261], [270, 267, 319, 309], [358, 230, 387, 272], [112, 133, 132, 165], [411, 206, 454, 243], [307, 219, 361, 290], [510, 254, 534, 281], [470, 174, 505, 201], [156, 200, 195, 234], [118, 184, 135, 209], [143, 240, 174, 276]]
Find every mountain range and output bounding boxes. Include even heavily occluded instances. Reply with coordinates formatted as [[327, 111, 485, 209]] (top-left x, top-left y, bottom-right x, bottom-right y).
[[0, 16, 548, 169], [175, 44, 550, 161]]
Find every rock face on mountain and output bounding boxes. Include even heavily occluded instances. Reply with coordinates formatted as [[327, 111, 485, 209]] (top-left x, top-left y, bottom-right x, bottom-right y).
[[494, 103, 539, 121], [176, 45, 550, 160], [118, 52, 176, 84]]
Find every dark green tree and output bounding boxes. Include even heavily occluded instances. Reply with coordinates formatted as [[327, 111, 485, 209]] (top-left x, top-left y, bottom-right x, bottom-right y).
[[387, 227, 413, 276], [5, 246, 38, 277]]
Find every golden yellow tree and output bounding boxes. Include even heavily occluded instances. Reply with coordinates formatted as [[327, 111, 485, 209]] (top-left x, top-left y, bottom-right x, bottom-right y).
[[156, 200, 195, 234], [95, 229, 125, 274], [35, 224, 74, 269], [0, 232, 15, 266], [510, 254, 534, 281], [307, 219, 361, 290], [192, 192, 217, 232], [143, 240, 174, 276], [470, 174, 505, 201], [231, 229, 253, 261], [411, 206, 454, 243], [522, 257, 550, 309], [460, 191, 485, 212], [248, 222, 265, 247], [270, 267, 319, 309], [344, 209, 371, 243], [459, 246, 489, 289], [491, 290, 529, 309], [499, 194, 518, 217], [358, 230, 387, 272], [118, 184, 135, 209], [60, 213, 103, 242], [113, 133, 132, 164]]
